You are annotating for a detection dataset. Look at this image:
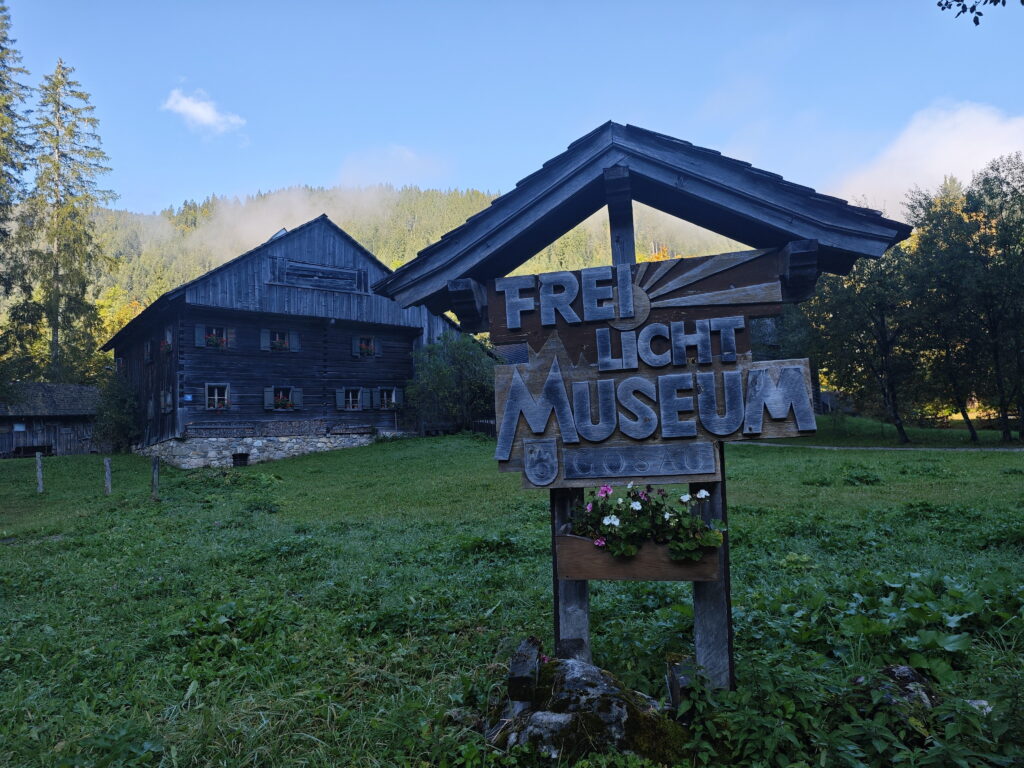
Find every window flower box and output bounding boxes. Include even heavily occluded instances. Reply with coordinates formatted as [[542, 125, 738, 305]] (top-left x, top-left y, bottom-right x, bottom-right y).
[[205, 334, 226, 348], [559, 484, 724, 582], [555, 535, 718, 581], [274, 397, 294, 410], [160, 339, 172, 353], [270, 338, 289, 351]]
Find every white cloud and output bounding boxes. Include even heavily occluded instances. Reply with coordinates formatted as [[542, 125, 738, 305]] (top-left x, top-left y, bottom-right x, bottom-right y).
[[338, 144, 447, 187], [833, 102, 1024, 216], [162, 88, 246, 134]]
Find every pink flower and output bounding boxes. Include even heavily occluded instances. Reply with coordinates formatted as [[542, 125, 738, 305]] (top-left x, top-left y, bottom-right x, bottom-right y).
[[597, 485, 613, 498], [540, 654, 551, 663], [639, 491, 648, 501], [593, 537, 606, 548], [586, 503, 593, 512]]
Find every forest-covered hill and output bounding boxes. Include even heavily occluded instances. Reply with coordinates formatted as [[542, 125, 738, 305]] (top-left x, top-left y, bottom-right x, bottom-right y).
[[93, 184, 741, 314]]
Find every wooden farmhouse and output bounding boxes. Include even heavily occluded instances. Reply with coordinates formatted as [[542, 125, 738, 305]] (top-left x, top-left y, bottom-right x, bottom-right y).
[[102, 215, 452, 468], [0, 382, 99, 458]]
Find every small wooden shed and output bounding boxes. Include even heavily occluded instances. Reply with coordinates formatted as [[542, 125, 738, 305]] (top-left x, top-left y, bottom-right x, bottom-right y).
[[0, 383, 100, 458]]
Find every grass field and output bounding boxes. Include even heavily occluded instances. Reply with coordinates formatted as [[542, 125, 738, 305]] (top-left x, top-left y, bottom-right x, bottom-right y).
[[1, 435, 1022, 766], [773, 414, 1021, 448]]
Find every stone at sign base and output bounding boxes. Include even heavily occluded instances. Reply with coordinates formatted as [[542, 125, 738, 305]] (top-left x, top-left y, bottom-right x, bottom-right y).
[[489, 657, 689, 762], [555, 534, 719, 581]]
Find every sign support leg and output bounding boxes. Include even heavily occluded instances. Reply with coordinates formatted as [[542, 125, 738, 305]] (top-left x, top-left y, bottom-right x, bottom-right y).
[[551, 487, 590, 662], [691, 442, 735, 689]]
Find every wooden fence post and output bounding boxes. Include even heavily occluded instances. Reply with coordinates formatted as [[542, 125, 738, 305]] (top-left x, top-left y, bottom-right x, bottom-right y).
[[36, 452, 43, 493], [103, 458, 112, 495], [151, 456, 160, 501], [691, 441, 735, 689], [551, 487, 590, 662]]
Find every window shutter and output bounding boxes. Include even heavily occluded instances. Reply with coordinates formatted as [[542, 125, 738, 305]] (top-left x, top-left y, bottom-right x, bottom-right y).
[[360, 388, 372, 409], [194, 325, 205, 347], [260, 329, 271, 351], [351, 337, 360, 357], [147, 399, 154, 419], [226, 328, 237, 348], [394, 387, 404, 406], [289, 331, 301, 352], [225, 384, 231, 409], [292, 388, 303, 409], [263, 387, 274, 410], [375, 338, 383, 357], [372, 388, 381, 408], [335, 389, 344, 409]]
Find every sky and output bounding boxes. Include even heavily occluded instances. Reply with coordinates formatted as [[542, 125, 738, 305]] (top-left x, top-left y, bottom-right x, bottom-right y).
[[11, 1, 1024, 218]]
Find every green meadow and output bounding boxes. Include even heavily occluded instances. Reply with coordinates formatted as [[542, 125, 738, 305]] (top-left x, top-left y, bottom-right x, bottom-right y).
[[1, 435, 1022, 766]]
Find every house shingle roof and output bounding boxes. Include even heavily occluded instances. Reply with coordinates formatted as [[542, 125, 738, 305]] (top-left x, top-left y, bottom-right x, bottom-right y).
[[0, 383, 100, 417]]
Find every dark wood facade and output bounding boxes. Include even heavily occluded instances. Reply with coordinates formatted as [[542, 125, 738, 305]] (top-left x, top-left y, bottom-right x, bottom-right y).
[[0, 383, 99, 457], [104, 216, 452, 447]]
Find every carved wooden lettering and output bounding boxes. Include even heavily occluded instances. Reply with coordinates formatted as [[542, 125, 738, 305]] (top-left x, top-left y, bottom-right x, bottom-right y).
[[492, 257, 817, 489]]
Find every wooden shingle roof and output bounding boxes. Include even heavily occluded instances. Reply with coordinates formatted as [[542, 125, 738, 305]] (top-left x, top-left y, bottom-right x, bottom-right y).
[[0, 383, 100, 417], [374, 121, 912, 313]]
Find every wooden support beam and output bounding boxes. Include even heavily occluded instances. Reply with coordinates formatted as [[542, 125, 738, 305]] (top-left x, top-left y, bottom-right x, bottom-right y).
[[691, 442, 735, 689], [447, 278, 490, 333], [551, 487, 590, 662], [104, 458, 112, 495], [36, 452, 43, 493], [604, 165, 636, 267], [779, 239, 820, 303]]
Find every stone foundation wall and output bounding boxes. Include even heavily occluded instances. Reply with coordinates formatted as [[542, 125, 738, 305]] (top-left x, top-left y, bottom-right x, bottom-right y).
[[135, 433, 375, 469]]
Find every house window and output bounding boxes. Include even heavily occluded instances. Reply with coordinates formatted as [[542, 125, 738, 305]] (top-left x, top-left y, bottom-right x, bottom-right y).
[[270, 330, 289, 351], [161, 326, 173, 354], [264, 386, 303, 410], [261, 328, 300, 352], [273, 386, 293, 410], [358, 336, 375, 357], [343, 387, 361, 410], [380, 387, 395, 409], [13, 422, 26, 432], [195, 324, 234, 349], [143, 340, 153, 363], [161, 389, 174, 413], [206, 383, 230, 410], [205, 326, 226, 348]]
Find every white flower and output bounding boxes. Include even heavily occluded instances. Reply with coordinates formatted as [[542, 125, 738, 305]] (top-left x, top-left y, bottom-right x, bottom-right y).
[[602, 514, 621, 527], [680, 493, 691, 503], [617, 498, 624, 505], [627, 481, 634, 489], [696, 489, 710, 499], [663, 511, 672, 521], [630, 501, 642, 511]]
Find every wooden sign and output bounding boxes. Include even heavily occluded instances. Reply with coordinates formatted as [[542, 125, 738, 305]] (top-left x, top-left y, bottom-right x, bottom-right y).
[[491, 251, 817, 488]]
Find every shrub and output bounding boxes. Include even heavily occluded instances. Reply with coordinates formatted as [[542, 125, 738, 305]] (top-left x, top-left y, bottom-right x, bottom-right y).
[[406, 332, 495, 431], [93, 371, 141, 452]]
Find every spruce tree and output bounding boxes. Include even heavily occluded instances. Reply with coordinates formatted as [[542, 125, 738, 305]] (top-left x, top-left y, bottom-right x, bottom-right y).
[[0, 2, 31, 398], [22, 58, 114, 381], [0, 1, 28, 295]]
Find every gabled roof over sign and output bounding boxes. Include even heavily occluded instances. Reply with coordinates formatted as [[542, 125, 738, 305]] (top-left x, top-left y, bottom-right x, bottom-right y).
[[374, 121, 912, 313]]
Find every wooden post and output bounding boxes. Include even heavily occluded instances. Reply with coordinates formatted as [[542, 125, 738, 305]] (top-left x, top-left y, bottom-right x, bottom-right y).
[[103, 458, 112, 495], [151, 456, 160, 501], [551, 487, 590, 662], [35, 452, 43, 493], [604, 165, 636, 266], [691, 441, 735, 689]]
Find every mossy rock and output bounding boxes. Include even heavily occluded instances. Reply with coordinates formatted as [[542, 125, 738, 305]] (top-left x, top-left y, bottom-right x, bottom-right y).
[[495, 658, 689, 763]]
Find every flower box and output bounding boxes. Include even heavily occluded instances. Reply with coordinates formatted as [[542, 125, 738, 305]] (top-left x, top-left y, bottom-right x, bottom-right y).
[[555, 534, 719, 582]]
